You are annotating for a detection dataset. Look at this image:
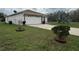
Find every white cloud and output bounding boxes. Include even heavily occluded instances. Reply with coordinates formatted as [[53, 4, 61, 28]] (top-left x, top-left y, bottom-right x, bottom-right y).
[[0, 8, 78, 15]]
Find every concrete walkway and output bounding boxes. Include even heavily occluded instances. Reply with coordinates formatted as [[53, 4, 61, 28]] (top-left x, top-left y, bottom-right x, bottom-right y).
[[28, 24, 79, 36]]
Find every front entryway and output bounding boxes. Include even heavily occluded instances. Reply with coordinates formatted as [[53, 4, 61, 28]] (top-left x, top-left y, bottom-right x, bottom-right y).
[[41, 17, 46, 24]]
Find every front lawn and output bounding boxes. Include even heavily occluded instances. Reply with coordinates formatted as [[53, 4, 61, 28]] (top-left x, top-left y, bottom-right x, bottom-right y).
[[49, 22, 79, 28], [0, 22, 79, 51]]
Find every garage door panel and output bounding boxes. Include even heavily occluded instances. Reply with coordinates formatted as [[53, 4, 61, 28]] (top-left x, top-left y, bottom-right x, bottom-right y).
[[25, 16, 41, 24]]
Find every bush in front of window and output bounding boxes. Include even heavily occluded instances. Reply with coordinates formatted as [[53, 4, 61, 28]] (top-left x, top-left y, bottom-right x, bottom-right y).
[[8, 21, 12, 24]]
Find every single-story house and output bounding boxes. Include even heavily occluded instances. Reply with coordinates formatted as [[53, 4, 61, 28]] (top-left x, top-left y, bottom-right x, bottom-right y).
[[5, 10, 48, 25]]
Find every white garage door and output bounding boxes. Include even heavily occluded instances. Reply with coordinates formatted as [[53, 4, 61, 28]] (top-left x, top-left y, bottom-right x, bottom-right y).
[[25, 16, 41, 24]]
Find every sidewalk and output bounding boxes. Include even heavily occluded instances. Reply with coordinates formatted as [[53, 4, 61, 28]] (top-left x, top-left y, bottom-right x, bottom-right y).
[[29, 24, 79, 36]]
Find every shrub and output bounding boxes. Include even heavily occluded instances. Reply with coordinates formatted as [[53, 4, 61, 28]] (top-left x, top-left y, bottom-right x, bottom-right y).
[[16, 26, 25, 32], [22, 21, 26, 25], [52, 25, 70, 36], [51, 25, 70, 43], [8, 21, 12, 24]]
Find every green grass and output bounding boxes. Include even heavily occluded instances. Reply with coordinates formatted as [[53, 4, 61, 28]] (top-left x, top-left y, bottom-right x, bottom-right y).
[[0, 22, 79, 51], [49, 22, 79, 28]]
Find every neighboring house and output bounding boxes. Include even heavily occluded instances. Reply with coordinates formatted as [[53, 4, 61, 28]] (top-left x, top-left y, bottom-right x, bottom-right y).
[[5, 10, 48, 25]]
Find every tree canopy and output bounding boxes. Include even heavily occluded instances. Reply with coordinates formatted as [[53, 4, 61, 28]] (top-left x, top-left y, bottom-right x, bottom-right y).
[[0, 12, 6, 22], [47, 9, 79, 22]]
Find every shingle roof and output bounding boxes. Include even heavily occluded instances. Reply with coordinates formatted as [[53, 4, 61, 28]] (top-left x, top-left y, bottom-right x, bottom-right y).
[[6, 10, 46, 17]]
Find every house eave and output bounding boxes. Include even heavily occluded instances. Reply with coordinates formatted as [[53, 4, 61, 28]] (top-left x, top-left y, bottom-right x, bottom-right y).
[[6, 10, 46, 17]]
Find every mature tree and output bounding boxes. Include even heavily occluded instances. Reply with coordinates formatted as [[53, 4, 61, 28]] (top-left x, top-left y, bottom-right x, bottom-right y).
[[47, 13, 57, 22], [57, 11, 70, 23], [69, 9, 79, 22], [47, 10, 70, 23], [0, 13, 6, 22]]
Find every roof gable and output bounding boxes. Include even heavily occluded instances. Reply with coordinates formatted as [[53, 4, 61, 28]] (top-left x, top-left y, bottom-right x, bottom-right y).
[[7, 10, 46, 17]]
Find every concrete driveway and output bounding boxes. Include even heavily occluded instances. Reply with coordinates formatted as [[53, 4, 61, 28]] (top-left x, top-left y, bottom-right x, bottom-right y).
[[28, 24, 79, 36]]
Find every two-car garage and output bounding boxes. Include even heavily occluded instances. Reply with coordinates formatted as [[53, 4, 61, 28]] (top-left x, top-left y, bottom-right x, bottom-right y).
[[5, 10, 48, 25]]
